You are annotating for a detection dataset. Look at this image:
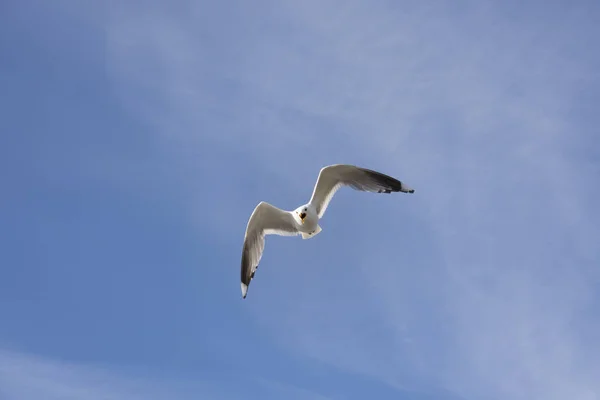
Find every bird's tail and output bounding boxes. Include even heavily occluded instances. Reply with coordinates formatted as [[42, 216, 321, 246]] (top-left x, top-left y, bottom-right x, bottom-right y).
[[301, 225, 322, 240]]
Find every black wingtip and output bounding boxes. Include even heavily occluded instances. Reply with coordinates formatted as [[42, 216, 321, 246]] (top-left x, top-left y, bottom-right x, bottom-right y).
[[360, 168, 403, 192]]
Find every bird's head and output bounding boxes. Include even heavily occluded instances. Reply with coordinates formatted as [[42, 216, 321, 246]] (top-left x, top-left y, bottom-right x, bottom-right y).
[[295, 206, 308, 224]]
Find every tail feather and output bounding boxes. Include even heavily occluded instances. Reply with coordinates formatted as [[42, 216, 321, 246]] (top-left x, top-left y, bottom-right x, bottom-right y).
[[301, 225, 322, 240]]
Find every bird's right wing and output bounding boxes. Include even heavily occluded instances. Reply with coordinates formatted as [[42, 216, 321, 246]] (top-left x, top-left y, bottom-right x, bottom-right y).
[[309, 164, 414, 218], [240, 201, 299, 299]]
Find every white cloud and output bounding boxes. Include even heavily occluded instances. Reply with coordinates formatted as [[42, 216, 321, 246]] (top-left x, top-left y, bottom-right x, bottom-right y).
[[0, 349, 174, 400], [100, 1, 600, 399], [0, 348, 332, 400]]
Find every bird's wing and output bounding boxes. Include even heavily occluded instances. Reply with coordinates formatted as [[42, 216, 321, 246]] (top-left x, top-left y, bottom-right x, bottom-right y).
[[308, 164, 414, 218], [240, 201, 299, 299]]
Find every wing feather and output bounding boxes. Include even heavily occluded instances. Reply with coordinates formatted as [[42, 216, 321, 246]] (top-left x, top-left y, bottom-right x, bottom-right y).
[[308, 164, 414, 218], [240, 201, 298, 298]]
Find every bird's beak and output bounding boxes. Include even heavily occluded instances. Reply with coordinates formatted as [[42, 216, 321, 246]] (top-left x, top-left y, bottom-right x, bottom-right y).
[[299, 212, 306, 223]]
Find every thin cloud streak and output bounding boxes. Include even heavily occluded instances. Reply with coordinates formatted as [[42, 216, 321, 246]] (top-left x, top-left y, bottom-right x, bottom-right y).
[[0, 349, 170, 400], [0, 348, 333, 400]]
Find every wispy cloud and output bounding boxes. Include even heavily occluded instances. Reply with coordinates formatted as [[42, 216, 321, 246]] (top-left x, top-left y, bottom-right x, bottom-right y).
[[0, 348, 175, 400], [0, 348, 333, 400], [100, 1, 600, 399]]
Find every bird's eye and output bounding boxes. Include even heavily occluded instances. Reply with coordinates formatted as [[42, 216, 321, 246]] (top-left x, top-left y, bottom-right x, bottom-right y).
[[304, 208, 307, 211]]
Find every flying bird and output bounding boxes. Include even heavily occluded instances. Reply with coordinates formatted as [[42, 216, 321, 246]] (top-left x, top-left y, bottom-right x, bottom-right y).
[[239, 164, 414, 299]]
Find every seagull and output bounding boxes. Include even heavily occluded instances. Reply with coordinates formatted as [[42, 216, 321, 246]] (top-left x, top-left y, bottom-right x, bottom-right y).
[[239, 164, 414, 299]]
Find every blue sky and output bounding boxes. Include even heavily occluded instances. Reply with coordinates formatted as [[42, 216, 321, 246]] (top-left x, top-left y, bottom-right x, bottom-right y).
[[1, 0, 599, 399]]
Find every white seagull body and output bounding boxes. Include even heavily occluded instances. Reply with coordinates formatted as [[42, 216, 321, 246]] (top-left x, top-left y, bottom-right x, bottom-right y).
[[239, 164, 415, 299]]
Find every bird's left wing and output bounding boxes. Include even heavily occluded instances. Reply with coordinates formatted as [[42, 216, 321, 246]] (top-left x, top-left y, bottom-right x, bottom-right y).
[[240, 201, 299, 299], [309, 164, 415, 218]]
